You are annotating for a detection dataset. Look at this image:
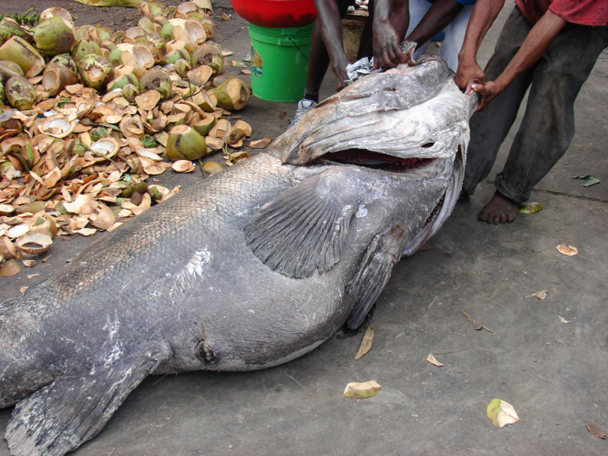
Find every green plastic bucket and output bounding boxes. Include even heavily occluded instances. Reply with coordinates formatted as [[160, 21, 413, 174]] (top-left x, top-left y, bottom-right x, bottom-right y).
[[249, 23, 313, 102]]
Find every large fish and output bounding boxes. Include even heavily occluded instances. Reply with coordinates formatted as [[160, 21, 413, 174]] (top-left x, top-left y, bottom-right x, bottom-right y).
[[0, 57, 476, 456]]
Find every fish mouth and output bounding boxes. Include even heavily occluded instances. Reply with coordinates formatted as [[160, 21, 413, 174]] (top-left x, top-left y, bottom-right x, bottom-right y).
[[401, 146, 464, 256], [312, 149, 436, 173]]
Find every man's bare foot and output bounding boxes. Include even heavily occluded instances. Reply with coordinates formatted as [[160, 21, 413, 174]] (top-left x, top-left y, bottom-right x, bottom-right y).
[[478, 191, 518, 224]]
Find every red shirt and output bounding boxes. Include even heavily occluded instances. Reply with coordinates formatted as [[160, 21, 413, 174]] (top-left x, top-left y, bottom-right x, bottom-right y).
[[515, 0, 608, 26]]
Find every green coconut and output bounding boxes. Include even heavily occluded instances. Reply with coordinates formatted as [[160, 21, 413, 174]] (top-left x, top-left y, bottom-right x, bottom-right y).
[[72, 40, 102, 64], [0, 61, 24, 82], [212, 77, 250, 110], [95, 24, 117, 43], [0, 18, 34, 46], [77, 54, 114, 90], [41, 63, 79, 96], [34, 16, 76, 57], [107, 73, 140, 92], [48, 53, 77, 72], [5, 76, 37, 111], [166, 125, 208, 161], [122, 83, 138, 102], [162, 48, 191, 66], [192, 43, 224, 75], [0, 37, 45, 78], [141, 68, 172, 99]]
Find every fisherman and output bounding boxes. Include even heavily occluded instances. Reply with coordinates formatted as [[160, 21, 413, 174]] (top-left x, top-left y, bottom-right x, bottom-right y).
[[456, 0, 608, 223], [291, 0, 476, 125]]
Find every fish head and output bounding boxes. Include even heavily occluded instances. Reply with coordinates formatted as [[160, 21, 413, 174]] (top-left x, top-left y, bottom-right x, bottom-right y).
[[269, 58, 478, 253]]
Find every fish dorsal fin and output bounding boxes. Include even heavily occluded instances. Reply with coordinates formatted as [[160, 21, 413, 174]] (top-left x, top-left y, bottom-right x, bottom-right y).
[[6, 342, 172, 456], [346, 225, 406, 329], [244, 168, 359, 279]]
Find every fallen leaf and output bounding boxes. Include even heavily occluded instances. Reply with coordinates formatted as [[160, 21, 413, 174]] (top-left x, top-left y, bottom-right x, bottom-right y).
[[427, 354, 444, 367], [278, 110, 287, 120], [518, 202, 543, 214], [585, 422, 606, 439], [556, 244, 578, 256], [523, 289, 548, 300], [572, 175, 600, 187], [343, 380, 381, 399], [558, 316, 569, 324], [355, 326, 374, 360], [462, 311, 493, 332], [487, 399, 519, 428]]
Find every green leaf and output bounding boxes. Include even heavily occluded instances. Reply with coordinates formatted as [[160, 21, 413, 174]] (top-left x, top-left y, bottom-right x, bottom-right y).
[[582, 177, 600, 187], [518, 202, 543, 214]]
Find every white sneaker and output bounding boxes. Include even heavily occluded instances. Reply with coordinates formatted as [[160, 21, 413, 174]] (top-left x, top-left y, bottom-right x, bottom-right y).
[[289, 99, 317, 128]]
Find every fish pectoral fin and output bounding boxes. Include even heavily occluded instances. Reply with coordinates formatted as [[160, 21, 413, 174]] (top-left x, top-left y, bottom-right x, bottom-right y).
[[346, 225, 406, 329], [244, 168, 359, 279], [5, 342, 172, 456]]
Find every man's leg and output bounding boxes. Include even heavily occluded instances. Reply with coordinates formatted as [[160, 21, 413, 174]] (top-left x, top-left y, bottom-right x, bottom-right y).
[[492, 25, 608, 222], [462, 8, 535, 222], [291, 0, 356, 127]]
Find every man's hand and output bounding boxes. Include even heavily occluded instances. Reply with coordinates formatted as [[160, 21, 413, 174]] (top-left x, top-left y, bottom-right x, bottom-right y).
[[331, 55, 350, 92], [470, 80, 503, 111], [455, 58, 485, 92], [372, 20, 403, 69]]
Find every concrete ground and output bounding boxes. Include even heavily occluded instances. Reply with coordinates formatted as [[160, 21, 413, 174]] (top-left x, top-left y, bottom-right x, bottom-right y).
[[1, 1, 607, 455]]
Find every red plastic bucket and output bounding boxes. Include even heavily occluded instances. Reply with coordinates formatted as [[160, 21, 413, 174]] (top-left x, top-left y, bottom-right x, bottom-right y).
[[231, 0, 317, 28]]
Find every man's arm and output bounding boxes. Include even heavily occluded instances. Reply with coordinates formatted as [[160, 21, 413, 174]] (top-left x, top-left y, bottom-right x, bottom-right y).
[[455, 0, 505, 90], [313, 0, 351, 90], [406, 0, 464, 50], [472, 9, 567, 110], [372, 0, 405, 69]]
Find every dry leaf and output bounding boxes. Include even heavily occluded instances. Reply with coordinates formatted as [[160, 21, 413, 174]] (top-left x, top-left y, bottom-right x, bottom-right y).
[[556, 244, 578, 256], [524, 289, 548, 300], [487, 399, 519, 428], [462, 311, 492, 332], [427, 354, 444, 367], [343, 380, 381, 399], [355, 326, 374, 360], [585, 422, 606, 439], [278, 110, 287, 120]]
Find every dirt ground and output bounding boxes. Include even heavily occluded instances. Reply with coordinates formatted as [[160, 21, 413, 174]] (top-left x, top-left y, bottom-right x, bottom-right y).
[[0, 1, 607, 456]]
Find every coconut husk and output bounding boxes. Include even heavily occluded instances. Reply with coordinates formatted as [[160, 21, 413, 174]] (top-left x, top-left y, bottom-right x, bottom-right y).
[[0, 37, 45, 78], [212, 77, 249, 111]]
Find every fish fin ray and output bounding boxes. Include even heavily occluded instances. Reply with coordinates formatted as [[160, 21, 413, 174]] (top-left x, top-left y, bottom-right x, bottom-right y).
[[346, 225, 406, 329], [5, 342, 172, 456], [245, 169, 358, 278]]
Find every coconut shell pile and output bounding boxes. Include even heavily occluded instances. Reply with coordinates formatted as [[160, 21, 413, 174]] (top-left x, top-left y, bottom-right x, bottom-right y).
[[0, 0, 266, 276]]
